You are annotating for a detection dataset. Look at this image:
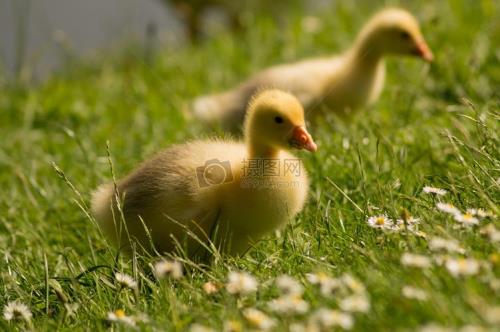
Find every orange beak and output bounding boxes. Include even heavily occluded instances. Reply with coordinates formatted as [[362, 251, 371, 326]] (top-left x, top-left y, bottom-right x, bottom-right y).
[[289, 126, 317, 152], [414, 40, 433, 62]]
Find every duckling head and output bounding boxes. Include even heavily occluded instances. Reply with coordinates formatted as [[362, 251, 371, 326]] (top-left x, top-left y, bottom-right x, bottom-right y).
[[244, 89, 317, 158], [356, 8, 433, 62]]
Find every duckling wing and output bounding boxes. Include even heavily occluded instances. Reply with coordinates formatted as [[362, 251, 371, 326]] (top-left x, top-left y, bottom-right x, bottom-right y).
[[92, 141, 244, 255]]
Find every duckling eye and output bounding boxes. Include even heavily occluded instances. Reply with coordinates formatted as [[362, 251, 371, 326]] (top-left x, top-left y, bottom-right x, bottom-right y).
[[274, 116, 284, 124], [400, 31, 411, 40]]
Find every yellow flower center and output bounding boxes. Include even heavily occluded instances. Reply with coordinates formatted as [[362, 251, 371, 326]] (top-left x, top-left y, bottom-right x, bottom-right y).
[[115, 309, 126, 318], [376, 217, 385, 225], [248, 315, 263, 325], [226, 320, 242, 332], [317, 272, 328, 282], [457, 259, 467, 269], [463, 213, 473, 221]]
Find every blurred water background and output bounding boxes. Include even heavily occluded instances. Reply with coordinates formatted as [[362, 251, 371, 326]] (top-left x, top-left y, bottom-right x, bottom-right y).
[[1, 0, 332, 81], [0, 0, 182, 80]]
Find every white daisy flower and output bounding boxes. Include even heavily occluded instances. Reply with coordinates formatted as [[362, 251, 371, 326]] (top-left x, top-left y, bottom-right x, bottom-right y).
[[268, 295, 309, 314], [483, 306, 500, 324], [225, 271, 258, 295], [310, 308, 354, 330], [306, 272, 341, 296], [275, 275, 303, 296], [436, 202, 460, 215], [467, 208, 495, 219], [458, 325, 488, 332], [202, 281, 220, 295], [342, 137, 350, 150], [340, 274, 367, 295], [445, 258, 480, 277], [3, 301, 32, 322], [413, 230, 428, 238], [242, 308, 276, 330], [367, 215, 395, 230], [423, 186, 447, 196], [480, 224, 500, 243], [454, 212, 479, 225], [419, 323, 454, 332], [433, 254, 451, 266], [488, 278, 500, 292], [115, 272, 138, 290], [401, 253, 432, 269], [288, 319, 324, 332], [289, 322, 321, 332], [398, 216, 421, 225], [402, 286, 428, 301], [154, 260, 183, 279], [305, 272, 329, 285], [339, 294, 371, 313], [395, 217, 420, 231], [190, 324, 215, 332], [223, 320, 242, 332], [106, 309, 136, 326], [428, 237, 465, 254]]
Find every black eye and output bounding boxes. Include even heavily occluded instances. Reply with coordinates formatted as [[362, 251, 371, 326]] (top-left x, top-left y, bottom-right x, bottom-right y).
[[400, 31, 411, 39], [274, 116, 284, 124]]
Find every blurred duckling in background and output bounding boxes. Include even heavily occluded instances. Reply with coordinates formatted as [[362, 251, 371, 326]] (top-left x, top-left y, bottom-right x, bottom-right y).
[[91, 89, 316, 259], [193, 8, 433, 131]]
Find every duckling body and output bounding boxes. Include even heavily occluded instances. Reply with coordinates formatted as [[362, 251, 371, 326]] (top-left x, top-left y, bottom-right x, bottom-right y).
[[193, 8, 432, 131], [92, 90, 316, 257]]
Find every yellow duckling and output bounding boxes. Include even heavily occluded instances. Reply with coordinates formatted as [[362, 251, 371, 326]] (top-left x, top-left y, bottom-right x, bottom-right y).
[[91, 89, 316, 258], [193, 8, 433, 131]]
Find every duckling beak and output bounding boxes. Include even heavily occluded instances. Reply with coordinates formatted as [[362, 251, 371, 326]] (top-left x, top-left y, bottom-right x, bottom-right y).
[[289, 126, 317, 152], [414, 40, 433, 62]]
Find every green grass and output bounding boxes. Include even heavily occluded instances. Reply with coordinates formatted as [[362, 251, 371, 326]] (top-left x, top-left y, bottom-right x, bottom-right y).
[[1, 0, 499, 330]]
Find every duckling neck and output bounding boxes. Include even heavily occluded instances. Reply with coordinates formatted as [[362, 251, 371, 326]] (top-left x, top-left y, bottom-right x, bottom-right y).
[[348, 27, 386, 67], [247, 141, 280, 159], [349, 40, 384, 69]]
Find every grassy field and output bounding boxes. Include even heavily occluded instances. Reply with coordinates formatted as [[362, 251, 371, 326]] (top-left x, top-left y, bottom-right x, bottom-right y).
[[1, 0, 499, 331]]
